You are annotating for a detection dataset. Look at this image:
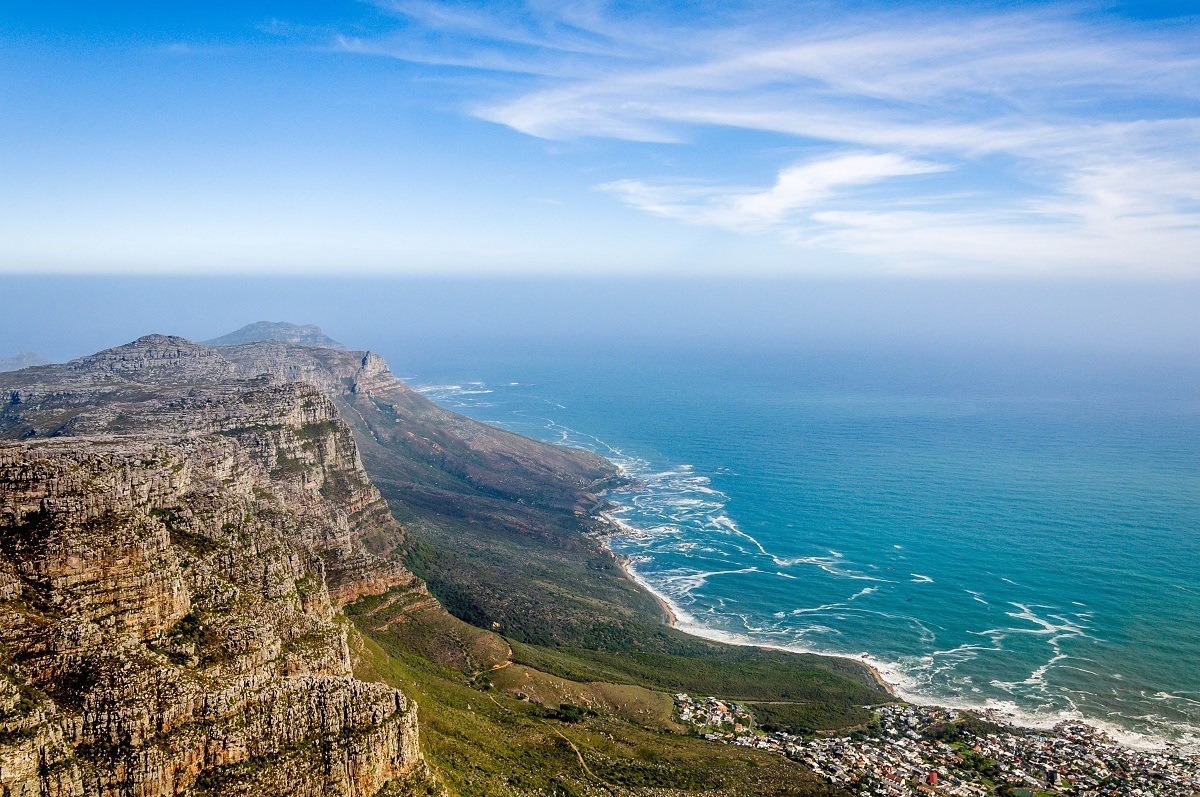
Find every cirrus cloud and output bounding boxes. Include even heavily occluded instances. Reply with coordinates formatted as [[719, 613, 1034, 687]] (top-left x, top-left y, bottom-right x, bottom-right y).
[[340, 1, 1200, 275], [601, 153, 948, 232]]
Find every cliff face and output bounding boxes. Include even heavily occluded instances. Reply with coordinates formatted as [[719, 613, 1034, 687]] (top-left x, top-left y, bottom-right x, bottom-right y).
[[216, 340, 619, 514], [200, 338, 627, 647], [0, 337, 423, 797]]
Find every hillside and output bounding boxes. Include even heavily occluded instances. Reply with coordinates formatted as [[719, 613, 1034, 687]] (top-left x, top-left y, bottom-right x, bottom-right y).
[[0, 352, 48, 372], [209, 336, 885, 704], [1, 331, 891, 797]]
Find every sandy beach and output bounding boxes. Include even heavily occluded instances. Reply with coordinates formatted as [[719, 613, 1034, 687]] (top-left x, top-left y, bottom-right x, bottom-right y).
[[613, 551, 678, 626], [604, 517, 897, 698]]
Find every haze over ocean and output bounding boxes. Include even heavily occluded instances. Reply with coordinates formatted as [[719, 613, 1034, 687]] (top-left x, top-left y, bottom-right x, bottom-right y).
[[3, 276, 1199, 748]]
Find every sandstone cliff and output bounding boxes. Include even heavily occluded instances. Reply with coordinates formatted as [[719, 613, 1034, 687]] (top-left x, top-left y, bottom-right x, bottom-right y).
[[200, 337, 625, 647], [211, 338, 619, 555], [0, 336, 424, 797]]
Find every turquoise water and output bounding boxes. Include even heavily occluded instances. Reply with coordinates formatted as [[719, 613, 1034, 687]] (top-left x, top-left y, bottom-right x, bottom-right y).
[[404, 348, 1200, 750]]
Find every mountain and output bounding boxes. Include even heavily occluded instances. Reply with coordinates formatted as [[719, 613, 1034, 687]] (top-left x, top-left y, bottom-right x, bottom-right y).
[[0, 335, 429, 796], [203, 321, 347, 349], [0, 352, 49, 372], [0, 331, 888, 797]]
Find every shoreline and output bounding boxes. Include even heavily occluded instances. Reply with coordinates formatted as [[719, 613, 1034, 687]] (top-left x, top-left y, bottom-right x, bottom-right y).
[[614, 552, 679, 626], [597, 510, 1195, 756], [614, 544, 897, 700], [602, 511, 895, 697]]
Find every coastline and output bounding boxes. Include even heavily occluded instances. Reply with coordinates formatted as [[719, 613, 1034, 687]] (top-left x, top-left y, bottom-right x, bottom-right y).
[[597, 510, 1195, 756], [415, 377, 1199, 758], [614, 542, 897, 696], [601, 511, 896, 698], [415, 377, 1198, 758], [614, 552, 679, 626]]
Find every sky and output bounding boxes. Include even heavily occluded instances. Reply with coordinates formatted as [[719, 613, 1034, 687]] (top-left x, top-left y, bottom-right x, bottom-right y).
[[1, 1, 1199, 277]]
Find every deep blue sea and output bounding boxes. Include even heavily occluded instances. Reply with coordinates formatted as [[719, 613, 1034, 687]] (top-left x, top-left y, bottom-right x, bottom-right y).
[[400, 345, 1200, 751]]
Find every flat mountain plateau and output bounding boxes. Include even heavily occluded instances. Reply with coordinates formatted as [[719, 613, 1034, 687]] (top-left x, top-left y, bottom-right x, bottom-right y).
[[0, 328, 890, 797]]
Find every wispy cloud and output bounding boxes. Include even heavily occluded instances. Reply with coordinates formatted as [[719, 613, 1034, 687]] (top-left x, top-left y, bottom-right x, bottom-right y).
[[602, 154, 947, 232], [336, 1, 1200, 275]]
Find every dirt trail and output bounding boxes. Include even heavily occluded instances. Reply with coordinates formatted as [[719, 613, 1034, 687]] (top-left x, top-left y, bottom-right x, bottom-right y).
[[486, 687, 605, 784], [489, 641, 514, 671], [541, 722, 602, 782]]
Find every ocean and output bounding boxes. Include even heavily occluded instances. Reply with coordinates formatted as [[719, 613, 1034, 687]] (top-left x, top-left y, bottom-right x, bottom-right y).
[[400, 344, 1200, 750], [394, 340, 1200, 752]]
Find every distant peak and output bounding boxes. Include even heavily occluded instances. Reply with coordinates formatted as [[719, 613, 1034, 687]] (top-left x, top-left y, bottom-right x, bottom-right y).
[[204, 322, 346, 350], [0, 351, 49, 372]]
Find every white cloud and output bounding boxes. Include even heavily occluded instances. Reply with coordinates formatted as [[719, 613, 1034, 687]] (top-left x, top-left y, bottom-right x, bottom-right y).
[[342, 2, 1200, 275], [602, 154, 946, 232]]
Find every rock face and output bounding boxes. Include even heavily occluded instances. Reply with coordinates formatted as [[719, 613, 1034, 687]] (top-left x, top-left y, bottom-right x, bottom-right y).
[[215, 340, 620, 516], [204, 322, 346, 350], [0, 337, 422, 797]]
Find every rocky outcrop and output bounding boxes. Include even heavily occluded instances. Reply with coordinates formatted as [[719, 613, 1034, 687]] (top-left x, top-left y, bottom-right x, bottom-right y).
[[66, 334, 237, 382], [0, 337, 424, 797]]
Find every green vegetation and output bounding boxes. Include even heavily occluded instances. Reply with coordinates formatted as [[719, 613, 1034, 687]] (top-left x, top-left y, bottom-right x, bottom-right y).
[[294, 572, 324, 603], [169, 608, 202, 647], [320, 471, 358, 502], [750, 701, 858, 736], [514, 635, 881, 703], [379, 480, 886, 728], [151, 507, 218, 554], [377, 468, 886, 729], [352, 623, 850, 797], [271, 452, 308, 478], [295, 419, 342, 442], [546, 703, 598, 724], [146, 607, 213, 667], [348, 579, 869, 793], [0, 662, 46, 745], [347, 394, 887, 710], [959, 748, 1004, 781]]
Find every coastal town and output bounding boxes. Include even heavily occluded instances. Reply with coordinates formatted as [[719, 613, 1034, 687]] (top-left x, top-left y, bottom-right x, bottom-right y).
[[673, 695, 1200, 796]]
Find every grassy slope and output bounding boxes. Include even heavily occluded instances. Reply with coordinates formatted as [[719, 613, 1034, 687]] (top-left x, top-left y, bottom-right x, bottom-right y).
[[371, 474, 886, 729], [351, 613, 852, 797]]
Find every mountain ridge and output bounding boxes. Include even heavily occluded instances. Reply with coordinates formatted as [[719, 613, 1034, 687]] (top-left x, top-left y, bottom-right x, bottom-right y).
[[0, 352, 49, 372], [0, 334, 427, 797]]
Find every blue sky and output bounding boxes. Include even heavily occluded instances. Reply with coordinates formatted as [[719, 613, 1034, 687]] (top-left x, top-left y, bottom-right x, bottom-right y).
[[2, 1, 1198, 277]]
